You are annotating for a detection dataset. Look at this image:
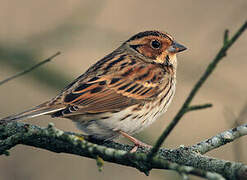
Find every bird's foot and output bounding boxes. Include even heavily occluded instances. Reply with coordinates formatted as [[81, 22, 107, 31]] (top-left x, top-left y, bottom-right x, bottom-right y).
[[118, 130, 152, 153]]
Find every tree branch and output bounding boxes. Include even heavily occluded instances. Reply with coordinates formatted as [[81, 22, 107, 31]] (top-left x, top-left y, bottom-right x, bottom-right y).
[[0, 52, 61, 86], [223, 29, 229, 44], [191, 123, 247, 155], [0, 122, 247, 179], [148, 21, 247, 160], [186, 103, 212, 112]]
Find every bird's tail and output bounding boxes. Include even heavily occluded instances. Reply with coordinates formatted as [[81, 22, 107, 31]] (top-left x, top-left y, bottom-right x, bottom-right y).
[[0, 102, 66, 123]]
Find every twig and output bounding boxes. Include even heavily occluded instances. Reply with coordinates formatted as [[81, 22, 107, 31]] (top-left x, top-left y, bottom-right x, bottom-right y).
[[191, 123, 247, 155], [223, 29, 229, 44], [147, 21, 247, 160], [0, 52, 61, 86], [186, 103, 212, 112], [0, 122, 245, 179]]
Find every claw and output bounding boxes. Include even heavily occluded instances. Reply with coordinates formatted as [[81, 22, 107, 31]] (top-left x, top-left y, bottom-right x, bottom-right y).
[[118, 130, 152, 153]]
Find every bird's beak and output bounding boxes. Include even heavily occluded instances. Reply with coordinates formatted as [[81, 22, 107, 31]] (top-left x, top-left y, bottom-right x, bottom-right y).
[[168, 41, 187, 53]]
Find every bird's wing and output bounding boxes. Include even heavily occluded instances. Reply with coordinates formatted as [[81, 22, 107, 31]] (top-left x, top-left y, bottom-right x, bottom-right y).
[[52, 60, 170, 117]]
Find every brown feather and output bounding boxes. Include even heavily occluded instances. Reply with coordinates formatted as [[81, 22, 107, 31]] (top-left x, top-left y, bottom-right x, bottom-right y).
[[50, 54, 169, 117]]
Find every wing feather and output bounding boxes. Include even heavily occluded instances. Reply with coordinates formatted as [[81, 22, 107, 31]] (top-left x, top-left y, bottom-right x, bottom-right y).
[[51, 55, 169, 117]]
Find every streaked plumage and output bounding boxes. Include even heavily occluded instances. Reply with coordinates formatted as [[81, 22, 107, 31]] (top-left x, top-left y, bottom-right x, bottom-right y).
[[0, 31, 186, 148]]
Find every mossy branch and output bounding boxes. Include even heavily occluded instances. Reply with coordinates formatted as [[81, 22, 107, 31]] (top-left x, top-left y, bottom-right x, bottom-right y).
[[1, 122, 247, 179]]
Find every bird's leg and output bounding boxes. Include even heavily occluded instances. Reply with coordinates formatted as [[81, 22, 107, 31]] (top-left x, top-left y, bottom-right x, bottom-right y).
[[118, 130, 152, 153]]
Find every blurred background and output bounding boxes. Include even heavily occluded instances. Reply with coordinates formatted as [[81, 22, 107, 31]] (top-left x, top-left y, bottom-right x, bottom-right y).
[[0, 0, 247, 179]]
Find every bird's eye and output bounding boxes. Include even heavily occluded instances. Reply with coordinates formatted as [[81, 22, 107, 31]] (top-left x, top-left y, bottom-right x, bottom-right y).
[[150, 40, 161, 49]]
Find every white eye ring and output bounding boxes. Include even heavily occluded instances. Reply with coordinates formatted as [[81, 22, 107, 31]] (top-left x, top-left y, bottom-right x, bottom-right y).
[[150, 40, 161, 49]]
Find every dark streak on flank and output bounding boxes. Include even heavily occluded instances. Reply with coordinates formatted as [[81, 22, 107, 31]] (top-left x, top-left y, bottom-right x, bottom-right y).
[[156, 90, 174, 117], [153, 111, 159, 118], [104, 54, 126, 70], [118, 82, 132, 90], [90, 86, 103, 94], [143, 112, 149, 117], [120, 114, 131, 121], [138, 115, 144, 119], [161, 90, 174, 112], [132, 115, 138, 119], [159, 80, 172, 104], [141, 119, 147, 124]]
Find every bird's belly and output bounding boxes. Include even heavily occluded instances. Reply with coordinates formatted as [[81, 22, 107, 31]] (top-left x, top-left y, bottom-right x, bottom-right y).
[[74, 82, 176, 140]]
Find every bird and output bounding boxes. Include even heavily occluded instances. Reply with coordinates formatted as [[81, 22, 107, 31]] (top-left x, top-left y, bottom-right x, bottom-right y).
[[0, 30, 186, 152]]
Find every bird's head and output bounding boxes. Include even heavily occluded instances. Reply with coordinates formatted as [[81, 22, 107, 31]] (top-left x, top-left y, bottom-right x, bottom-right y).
[[125, 30, 187, 67]]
